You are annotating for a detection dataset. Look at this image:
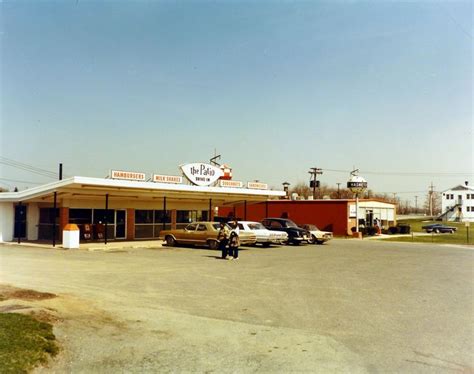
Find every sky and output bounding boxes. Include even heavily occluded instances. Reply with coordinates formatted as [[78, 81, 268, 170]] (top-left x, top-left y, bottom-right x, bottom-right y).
[[0, 0, 472, 205]]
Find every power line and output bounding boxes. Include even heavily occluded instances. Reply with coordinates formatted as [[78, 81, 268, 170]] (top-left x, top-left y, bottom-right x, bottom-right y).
[[321, 168, 473, 177], [0, 157, 58, 179], [0, 177, 43, 185]]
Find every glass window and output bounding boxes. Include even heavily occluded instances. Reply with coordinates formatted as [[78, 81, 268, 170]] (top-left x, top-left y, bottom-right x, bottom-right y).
[[69, 209, 92, 224], [177, 210, 200, 223], [93, 209, 115, 224], [135, 225, 154, 238], [154, 210, 171, 223], [39, 208, 59, 224], [197, 224, 207, 231], [270, 221, 283, 229], [185, 223, 198, 231], [135, 210, 153, 224]]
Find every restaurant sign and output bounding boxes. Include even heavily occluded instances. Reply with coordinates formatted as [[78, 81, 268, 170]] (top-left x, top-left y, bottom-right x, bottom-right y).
[[153, 174, 183, 184], [110, 170, 146, 181], [219, 180, 243, 188], [247, 182, 268, 190], [180, 163, 224, 187]]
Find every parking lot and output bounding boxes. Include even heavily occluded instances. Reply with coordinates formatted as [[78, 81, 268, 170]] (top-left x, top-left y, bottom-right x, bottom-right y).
[[1, 240, 473, 373]]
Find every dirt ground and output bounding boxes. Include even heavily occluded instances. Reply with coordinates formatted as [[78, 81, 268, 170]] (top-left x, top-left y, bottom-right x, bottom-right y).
[[1, 240, 473, 373]]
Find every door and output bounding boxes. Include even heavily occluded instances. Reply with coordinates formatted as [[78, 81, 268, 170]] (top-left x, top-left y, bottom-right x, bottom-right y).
[[115, 210, 126, 239], [14, 205, 27, 239]]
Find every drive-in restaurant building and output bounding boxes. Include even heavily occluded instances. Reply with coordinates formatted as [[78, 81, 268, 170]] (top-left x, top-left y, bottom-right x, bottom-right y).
[[0, 163, 285, 244]]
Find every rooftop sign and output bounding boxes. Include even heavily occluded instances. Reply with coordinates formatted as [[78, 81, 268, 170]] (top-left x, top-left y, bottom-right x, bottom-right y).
[[180, 163, 224, 187], [153, 174, 183, 184], [247, 182, 268, 190], [219, 180, 243, 188], [110, 170, 146, 181]]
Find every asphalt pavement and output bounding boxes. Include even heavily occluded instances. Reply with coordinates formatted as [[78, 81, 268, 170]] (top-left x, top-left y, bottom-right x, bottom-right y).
[[0, 239, 472, 373]]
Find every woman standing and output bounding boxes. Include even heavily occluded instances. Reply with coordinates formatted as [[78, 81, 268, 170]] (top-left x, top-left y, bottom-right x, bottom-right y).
[[229, 220, 240, 260]]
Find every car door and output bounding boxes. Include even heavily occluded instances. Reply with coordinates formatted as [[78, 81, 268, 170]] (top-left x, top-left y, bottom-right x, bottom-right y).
[[195, 223, 210, 244], [180, 223, 198, 243]]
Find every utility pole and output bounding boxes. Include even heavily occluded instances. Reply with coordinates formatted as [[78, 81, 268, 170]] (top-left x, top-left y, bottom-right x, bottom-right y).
[[414, 195, 418, 214], [210, 149, 221, 166], [308, 167, 323, 199], [336, 183, 341, 199], [428, 182, 435, 217]]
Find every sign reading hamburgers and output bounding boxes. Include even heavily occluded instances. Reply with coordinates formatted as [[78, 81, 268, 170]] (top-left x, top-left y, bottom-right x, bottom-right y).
[[110, 170, 146, 181], [180, 163, 224, 186]]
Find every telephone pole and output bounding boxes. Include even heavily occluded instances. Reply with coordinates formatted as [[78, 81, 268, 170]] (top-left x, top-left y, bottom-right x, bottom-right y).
[[428, 182, 435, 217], [414, 195, 418, 214], [308, 167, 323, 199]]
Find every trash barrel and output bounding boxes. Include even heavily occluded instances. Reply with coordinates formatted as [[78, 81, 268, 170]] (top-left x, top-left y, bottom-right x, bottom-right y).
[[63, 224, 80, 249]]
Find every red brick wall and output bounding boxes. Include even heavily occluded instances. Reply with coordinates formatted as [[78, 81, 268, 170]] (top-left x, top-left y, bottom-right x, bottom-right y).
[[220, 200, 350, 236], [59, 207, 69, 240]]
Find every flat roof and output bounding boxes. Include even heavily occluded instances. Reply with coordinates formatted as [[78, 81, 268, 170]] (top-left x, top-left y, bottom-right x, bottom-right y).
[[0, 176, 285, 204]]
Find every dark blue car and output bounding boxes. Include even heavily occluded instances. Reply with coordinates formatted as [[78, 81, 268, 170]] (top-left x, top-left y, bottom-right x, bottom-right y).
[[422, 224, 457, 234]]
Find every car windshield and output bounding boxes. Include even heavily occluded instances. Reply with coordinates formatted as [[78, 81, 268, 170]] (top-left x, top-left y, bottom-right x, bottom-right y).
[[304, 224, 318, 231], [248, 223, 264, 230], [285, 220, 298, 228]]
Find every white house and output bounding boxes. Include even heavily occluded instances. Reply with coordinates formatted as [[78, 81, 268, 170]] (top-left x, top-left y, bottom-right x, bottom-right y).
[[440, 182, 474, 222]]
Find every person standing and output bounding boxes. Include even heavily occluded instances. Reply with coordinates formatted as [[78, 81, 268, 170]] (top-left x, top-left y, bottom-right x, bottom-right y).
[[229, 220, 240, 260], [217, 222, 231, 259]]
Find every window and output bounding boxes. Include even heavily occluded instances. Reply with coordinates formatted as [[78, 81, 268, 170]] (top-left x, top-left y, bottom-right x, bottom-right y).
[[69, 209, 92, 224], [93, 209, 115, 224], [154, 210, 171, 223], [185, 223, 198, 231], [197, 224, 207, 231], [39, 208, 59, 224], [135, 210, 153, 224], [451, 194, 454, 199], [270, 221, 283, 229]]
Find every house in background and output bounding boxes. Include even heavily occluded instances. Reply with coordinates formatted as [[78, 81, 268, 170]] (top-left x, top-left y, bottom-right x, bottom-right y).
[[440, 182, 474, 222]]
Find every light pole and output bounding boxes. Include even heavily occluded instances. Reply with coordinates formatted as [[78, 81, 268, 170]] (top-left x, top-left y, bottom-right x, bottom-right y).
[[347, 170, 367, 234]]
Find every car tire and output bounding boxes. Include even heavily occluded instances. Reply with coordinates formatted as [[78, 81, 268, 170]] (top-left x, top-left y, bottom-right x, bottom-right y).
[[434, 228, 439, 234], [316, 240, 324, 245], [207, 240, 219, 250], [165, 236, 176, 247], [309, 235, 317, 244], [262, 242, 271, 248]]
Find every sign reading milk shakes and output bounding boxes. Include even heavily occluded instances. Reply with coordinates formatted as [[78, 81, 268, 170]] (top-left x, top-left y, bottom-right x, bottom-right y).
[[180, 163, 224, 187]]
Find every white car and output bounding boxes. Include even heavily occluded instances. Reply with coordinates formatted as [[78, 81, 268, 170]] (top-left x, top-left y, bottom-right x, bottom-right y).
[[301, 224, 333, 244], [238, 221, 288, 247]]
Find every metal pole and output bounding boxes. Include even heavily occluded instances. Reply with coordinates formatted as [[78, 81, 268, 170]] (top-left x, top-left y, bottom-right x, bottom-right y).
[[17, 202, 22, 244], [209, 199, 212, 221], [105, 194, 109, 245], [163, 197, 167, 230], [52, 192, 57, 247], [59, 163, 63, 180], [355, 194, 359, 233]]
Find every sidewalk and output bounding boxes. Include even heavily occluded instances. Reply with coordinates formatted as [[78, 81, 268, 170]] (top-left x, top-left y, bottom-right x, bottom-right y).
[[0, 240, 164, 252]]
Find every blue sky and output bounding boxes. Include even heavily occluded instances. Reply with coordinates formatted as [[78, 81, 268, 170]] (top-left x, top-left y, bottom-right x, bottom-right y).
[[0, 1, 472, 204]]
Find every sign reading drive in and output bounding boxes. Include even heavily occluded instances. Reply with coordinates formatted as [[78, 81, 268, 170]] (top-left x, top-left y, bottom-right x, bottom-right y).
[[181, 163, 224, 186]]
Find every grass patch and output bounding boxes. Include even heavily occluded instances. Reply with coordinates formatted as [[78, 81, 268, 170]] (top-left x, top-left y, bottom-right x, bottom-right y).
[[0, 313, 59, 373], [384, 219, 473, 245]]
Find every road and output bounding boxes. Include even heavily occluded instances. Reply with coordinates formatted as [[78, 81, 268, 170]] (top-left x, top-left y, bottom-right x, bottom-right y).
[[1, 240, 473, 373]]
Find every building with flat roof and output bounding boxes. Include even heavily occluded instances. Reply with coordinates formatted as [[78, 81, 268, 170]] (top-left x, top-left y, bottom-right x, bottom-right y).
[[0, 164, 284, 244], [219, 199, 397, 236]]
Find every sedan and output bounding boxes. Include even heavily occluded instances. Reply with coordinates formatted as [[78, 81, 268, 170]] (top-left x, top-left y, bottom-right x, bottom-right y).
[[159, 222, 257, 249], [421, 224, 457, 234], [301, 224, 333, 244], [238, 221, 288, 247]]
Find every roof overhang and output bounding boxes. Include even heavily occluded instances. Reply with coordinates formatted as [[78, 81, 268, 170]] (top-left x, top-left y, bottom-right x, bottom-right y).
[[0, 176, 285, 204]]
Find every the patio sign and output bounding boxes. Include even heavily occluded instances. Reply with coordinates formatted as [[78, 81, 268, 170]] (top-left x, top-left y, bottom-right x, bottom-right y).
[[180, 163, 224, 186]]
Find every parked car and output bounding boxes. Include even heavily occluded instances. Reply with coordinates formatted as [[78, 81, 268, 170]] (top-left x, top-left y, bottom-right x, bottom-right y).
[[421, 224, 457, 234], [261, 218, 310, 245], [301, 224, 333, 244], [159, 222, 257, 249], [238, 221, 288, 247]]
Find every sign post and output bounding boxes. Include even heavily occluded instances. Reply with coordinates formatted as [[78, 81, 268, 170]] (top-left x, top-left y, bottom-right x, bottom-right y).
[[347, 170, 367, 236]]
